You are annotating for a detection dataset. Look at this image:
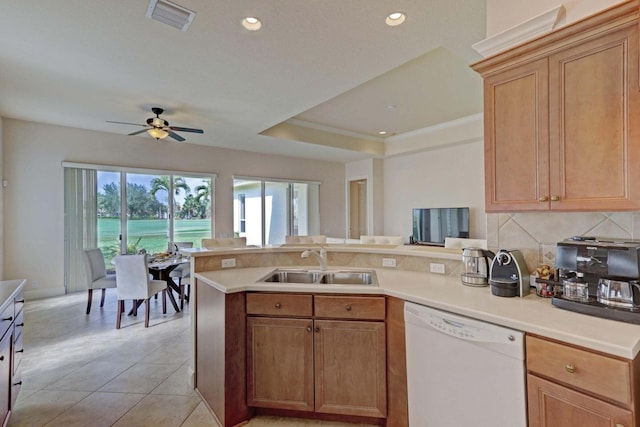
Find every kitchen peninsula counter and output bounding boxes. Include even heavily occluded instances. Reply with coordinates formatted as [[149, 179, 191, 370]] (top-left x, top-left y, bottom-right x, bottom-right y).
[[189, 246, 640, 359]]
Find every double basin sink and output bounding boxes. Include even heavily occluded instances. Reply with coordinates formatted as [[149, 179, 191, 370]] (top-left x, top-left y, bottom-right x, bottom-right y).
[[257, 268, 377, 286]]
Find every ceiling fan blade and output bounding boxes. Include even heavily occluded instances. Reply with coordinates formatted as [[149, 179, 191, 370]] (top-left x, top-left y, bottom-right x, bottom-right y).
[[167, 130, 186, 142], [106, 120, 146, 127], [128, 128, 149, 136], [169, 126, 204, 134]]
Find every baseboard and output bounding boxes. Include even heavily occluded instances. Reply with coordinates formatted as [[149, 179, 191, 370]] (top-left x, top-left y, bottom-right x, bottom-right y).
[[24, 288, 65, 300]]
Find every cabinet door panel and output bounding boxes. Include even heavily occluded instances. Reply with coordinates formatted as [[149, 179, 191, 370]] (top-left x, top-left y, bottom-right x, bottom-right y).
[[528, 374, 632, 427], [314, 320, 386, 418], [549, 23, 640, 210], [247, 317, 314, 411], [484, 58, 550, 211]]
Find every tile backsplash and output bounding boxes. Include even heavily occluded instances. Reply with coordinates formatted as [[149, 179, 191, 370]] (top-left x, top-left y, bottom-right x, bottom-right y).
[[486, 212, 640, 272]]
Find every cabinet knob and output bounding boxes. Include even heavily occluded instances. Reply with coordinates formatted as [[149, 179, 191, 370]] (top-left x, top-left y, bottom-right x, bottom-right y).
[[12, 381, 21, 386], [550, 195, 560, 201], [15, 349, 23, 353], [16, 300, 24, 304], [346, 305, 352, 311], [16, 323, 24, 327], [538, 196, 548, 202], [0, 356, 4, 361], [306, 326, 312, 332], [274, 303, 281, 309], [565, 364, 576, 373], [314, 327, 320, 333], [2, 317, 12, 322]]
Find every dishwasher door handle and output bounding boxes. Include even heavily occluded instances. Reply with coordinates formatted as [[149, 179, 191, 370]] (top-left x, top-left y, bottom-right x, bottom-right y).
[[442, 318, 465, 328]]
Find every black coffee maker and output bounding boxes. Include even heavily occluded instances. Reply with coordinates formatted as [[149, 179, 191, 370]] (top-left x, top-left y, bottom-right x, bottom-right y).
[[552, 237, 640, 323], [488, 249, 530, 297]]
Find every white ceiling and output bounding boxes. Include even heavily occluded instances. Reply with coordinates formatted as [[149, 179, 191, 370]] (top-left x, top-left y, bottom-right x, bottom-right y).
[[0, 0, 486, 162]]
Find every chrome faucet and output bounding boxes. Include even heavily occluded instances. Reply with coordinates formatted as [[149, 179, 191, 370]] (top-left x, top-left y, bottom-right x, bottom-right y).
[[301, 248, 327, 271]]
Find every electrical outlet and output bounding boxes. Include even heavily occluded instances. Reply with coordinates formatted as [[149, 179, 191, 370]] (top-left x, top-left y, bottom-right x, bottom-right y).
[[382, 257, 396, 268], [221, 258, 236, 268], [31, 281, 38, 288], [430, 263, 446, 274]]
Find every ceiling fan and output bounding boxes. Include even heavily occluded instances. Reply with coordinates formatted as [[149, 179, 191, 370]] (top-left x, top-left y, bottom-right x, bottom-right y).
[[107, 107, 204, 142]]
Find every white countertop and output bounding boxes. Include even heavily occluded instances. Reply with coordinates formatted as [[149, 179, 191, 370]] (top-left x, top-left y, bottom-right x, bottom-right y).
[[195, 266, 640, 359]]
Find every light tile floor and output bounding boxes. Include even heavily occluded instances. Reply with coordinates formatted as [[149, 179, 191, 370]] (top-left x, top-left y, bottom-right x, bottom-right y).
[[9, 290, 376, 426]]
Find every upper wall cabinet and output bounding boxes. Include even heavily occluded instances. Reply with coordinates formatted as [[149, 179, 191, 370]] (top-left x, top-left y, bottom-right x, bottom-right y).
[[472, 1, 640, 212]]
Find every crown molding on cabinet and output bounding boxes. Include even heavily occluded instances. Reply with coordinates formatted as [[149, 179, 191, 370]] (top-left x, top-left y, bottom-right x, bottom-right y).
[[473, 5, 565, 58]]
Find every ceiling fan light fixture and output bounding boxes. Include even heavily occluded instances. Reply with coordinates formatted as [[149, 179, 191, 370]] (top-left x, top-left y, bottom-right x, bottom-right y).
[[242, 17, 262, 31], [386, 12, 406, 26], [148, 128, 169, 140]]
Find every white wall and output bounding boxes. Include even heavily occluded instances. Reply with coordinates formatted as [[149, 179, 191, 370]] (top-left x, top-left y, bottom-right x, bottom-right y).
[[383, 141, 486, 242], [487, 0, 624, 36], [3, 119, 345, 298]]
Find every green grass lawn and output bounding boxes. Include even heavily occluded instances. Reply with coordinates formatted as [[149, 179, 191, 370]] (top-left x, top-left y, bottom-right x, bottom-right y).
[[98, 218, 211, 262]]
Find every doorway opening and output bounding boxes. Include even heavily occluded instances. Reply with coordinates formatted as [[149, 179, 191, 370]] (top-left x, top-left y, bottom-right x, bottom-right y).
[[348, 178, 368, 240]]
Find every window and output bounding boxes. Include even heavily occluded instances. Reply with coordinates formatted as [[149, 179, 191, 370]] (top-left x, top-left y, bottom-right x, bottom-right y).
[[64, 162, 215, 293], [239, 194, 246, 233], [233, 177, 320, 246]]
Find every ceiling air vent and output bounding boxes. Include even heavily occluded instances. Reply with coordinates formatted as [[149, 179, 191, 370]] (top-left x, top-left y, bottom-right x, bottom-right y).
[[146, 0, 196, 31]]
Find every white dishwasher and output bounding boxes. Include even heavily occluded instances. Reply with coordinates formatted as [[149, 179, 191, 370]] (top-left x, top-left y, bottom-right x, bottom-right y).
[[404, 302, 527, 427]]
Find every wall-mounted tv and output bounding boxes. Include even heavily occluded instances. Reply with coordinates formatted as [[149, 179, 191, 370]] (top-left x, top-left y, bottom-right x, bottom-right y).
[[411, 207, 469, 246]]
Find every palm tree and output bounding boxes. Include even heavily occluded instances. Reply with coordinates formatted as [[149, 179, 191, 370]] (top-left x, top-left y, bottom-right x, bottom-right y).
[[150, 176, 190, 198], [195, 179, 212, 218]]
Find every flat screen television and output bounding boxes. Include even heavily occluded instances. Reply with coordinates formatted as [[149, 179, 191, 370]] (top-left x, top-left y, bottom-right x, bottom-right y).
[[411, 207, 470, 246]]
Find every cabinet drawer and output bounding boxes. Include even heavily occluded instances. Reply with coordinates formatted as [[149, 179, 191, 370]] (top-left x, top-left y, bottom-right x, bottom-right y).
[[314, 296, 385, 320], [14, 288, 24, 317], [526, 335, 631, 406], [13, 309, 23, 375], [247, 293, 313, 317]]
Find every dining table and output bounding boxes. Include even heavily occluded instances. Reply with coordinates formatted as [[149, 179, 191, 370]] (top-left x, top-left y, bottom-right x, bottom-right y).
[[147, 256, 190, 312]]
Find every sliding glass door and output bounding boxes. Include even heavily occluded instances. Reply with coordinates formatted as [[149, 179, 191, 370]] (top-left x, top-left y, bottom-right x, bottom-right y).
[[97, 171, 121, 265], [67, 164, 214, 285], [233, 177, 320, 246]]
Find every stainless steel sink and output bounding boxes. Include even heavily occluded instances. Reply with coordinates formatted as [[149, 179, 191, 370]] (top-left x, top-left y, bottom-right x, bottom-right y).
[[320, 271, 375, 285], [260, 269, 322, 284], [258, 269, 377, 286]]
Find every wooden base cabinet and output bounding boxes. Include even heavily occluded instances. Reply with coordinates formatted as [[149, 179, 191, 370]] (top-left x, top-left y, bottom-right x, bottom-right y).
[[314, 319, 386, 418], [528, 375, 632, 427], [246, 293, 387, 419], [247, 317, 314, 411], [526, 335, 637, 427]]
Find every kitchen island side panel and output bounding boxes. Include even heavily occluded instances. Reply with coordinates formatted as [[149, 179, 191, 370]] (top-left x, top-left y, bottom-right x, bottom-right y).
[[195, 279, 250, 426]]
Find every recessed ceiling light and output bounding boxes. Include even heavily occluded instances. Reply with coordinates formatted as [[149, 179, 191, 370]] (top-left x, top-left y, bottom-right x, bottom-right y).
[[386, 104, 397, 110], [385, 12, 406, 26], [242, 17, 262, 31], [379, 131, 388, 135]]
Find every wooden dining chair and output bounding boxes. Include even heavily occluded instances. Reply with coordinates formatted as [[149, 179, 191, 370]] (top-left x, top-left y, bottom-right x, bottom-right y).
[[83, 248, 117, 315], [114, 254, 167, 329]]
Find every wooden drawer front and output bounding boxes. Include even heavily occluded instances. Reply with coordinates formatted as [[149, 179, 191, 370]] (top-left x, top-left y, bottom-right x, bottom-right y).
[[247, 293, 313, 317], [314, 296, 385, 320], [526, 335, 631, 405]]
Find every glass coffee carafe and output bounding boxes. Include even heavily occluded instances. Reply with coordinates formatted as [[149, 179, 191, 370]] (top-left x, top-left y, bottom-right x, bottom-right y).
[[461, 247, 495, 287]]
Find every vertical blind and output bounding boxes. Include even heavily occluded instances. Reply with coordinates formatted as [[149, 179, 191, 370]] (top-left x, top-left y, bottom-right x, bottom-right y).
[[64, 167, 97, 293]]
